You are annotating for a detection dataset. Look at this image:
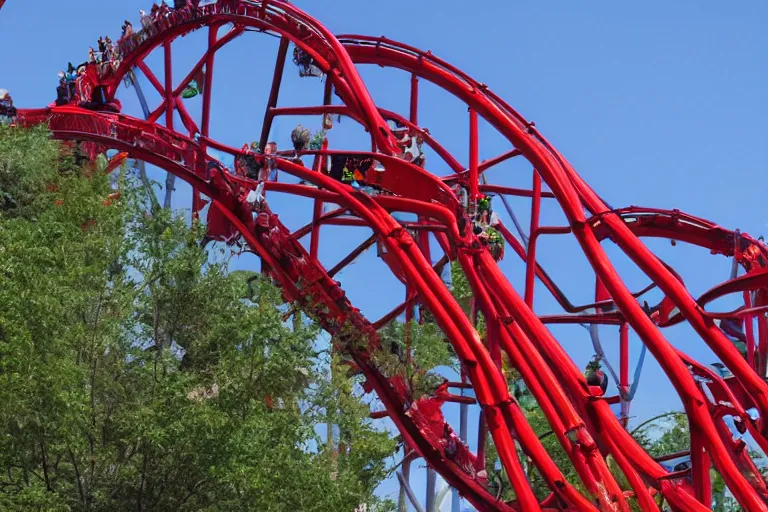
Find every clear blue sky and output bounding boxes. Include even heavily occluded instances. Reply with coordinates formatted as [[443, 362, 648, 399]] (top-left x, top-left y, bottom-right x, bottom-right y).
[[2, 0, 766, 509]]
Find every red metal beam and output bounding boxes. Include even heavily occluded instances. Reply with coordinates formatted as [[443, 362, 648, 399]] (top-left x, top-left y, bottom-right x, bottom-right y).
[[268, 104, 464, 173], [468, 109, 479, 205], [174, 98, 199, 135], [524, 170, 542, 307], [163, 42, 174, 131], [619, 322, 630, 422], [409, 73, 419, 125], [135, 60, 165, 97], [201, 24, 219, 138], [259, 37, 290, 152], [172, 24, 245, 99], [327, 235, 378, 278], [479, 183, 555, 199], [479, 148, 522, 172]]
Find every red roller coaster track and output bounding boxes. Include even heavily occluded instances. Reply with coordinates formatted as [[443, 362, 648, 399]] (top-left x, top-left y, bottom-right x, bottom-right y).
[[8, 1, 768, 510]]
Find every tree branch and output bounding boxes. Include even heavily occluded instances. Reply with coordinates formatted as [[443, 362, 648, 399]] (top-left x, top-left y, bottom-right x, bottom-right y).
[[68, 446, 86, 507], [176, 479, 206, 509], [138, 444, 148, 512], [39, 438, 52, 491]]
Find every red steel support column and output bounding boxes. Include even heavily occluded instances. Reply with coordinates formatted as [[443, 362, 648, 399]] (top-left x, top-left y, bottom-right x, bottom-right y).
[[409, 73, 419, 126], [309, 78, 333, 260], [327, 235, 377, 278], [162, 41, 178, 212], [690, 428, 712, 508], [163, 42, 174, 130], [418, 228, 432, 269], [758, 309, 768, 379], [468, 109, 479, 206], [195, 24, 219, 216], [410, 73, 432, 275], [744, 291, 756, 369], [201, 25, 218, 139], [471, 298, 488, 473], [259, 37, 290, 152], [620, 322, 630, 423], [309, 139, 327, 260], [524, 170, 542, 307], [405, 289, 414, 364]]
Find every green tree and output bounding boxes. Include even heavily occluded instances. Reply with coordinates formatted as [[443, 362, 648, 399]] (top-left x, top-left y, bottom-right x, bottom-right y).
[[0, 127, 396, 511], [630, 412, 689, 459]]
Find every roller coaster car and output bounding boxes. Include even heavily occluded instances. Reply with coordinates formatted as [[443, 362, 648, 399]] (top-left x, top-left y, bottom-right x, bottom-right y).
[[586, 370, 608, 396], [330, 154, 374, 185], [585, 358, 609, 395], [80, 85, 122, 113], [235, 153, 260, 179]]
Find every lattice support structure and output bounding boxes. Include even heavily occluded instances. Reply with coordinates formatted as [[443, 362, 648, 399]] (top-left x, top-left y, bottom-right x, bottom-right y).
[[9, 1, 768, 510]]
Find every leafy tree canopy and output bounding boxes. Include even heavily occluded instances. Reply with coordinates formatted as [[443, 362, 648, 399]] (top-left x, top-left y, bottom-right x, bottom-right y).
[[0, 127, 396, 511]]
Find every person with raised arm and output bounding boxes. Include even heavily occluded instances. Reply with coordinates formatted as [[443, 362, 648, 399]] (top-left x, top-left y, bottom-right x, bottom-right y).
[[0, 90, 17, 126]]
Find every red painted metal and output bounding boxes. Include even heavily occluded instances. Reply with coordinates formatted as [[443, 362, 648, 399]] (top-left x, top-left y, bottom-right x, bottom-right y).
[[525, 169, 542, 308], [11, 1, 768, 510], [259, 37, 290, 152], [468, 109, 479, 205], [409, 73, 419, 126], [201, 25, 218, 139], [619, 322, 629, 422], [163, 42, 174, 131]]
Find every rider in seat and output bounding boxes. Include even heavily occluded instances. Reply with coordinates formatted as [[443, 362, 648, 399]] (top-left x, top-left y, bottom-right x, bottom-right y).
[[291, 124, 311, 152], [182, 69, 205, 99], [121, 20, 134, 39], [476, 194, 492, 222], [341, 165, 358, 188], [585, 356, 609, 395], [55, 77, 70, 105], [261, 142, 278, 181], [486, 227, 504, 261], [236, 142, 261, 179], [0, 90, 17, 126], [292, 46, 323, 78]]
